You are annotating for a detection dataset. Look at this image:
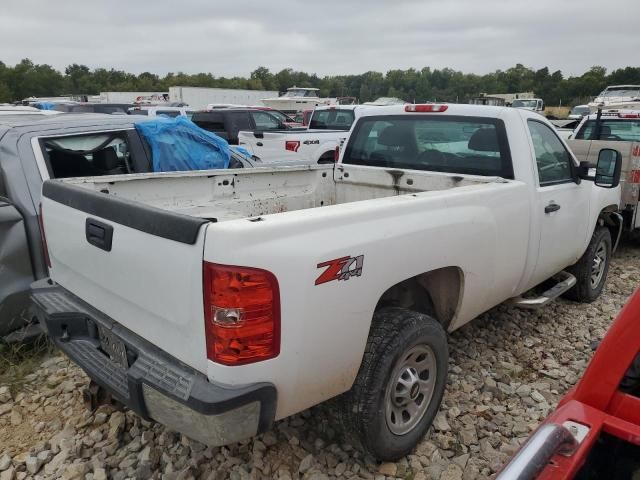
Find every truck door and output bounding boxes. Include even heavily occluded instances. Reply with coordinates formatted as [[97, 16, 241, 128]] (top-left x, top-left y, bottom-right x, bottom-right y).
[[248, 111, 290, 162], [0, 196, 34, 336], [528, 119, 589, 286]]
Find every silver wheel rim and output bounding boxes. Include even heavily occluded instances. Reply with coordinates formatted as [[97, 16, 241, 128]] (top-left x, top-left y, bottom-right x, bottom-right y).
[[590, 241, 607, 289], [384, 345, 437, 435]]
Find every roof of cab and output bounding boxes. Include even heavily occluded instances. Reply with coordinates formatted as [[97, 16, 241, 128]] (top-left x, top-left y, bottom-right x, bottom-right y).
[[356, 103, 522, 119], [0, 112, 144, 133]]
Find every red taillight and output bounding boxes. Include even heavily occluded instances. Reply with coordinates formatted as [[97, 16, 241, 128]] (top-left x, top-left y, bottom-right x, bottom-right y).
[[203, 262, 280, 365], [285, 140, 300, 152], [38, 203, 52, 269], [630, 170, 640, 183], [405, 104, 449, 113], [334, 145, 340, 162], [619, 113, 640, 118]]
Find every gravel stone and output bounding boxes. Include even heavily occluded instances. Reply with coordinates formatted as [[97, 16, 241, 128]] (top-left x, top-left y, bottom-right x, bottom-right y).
[[25, 456, 43, 475], [441, 463, 464, 480], [0, 455, 11, 471], [530, 390, 546, 403], [298, 453, 314, 473], [378, 462, 397, 476], [0, 387, 11, 404], [9, 409, 22, 426], [0, 468, 15, 480], [434, 411, 451, 431]]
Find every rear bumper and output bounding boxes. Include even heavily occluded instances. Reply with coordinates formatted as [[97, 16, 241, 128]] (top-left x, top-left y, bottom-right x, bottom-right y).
[[30, 279, 277, 446]]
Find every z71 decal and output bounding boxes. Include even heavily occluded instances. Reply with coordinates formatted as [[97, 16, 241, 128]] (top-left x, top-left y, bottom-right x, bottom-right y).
[[315, 255, 364, 285]]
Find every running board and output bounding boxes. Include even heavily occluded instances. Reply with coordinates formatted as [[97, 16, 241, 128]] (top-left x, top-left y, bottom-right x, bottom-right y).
[[510, 271, 576, 309]]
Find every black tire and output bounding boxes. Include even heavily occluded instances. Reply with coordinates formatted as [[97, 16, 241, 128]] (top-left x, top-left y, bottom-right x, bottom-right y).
[[564, 226, 612, 302], [338, 307, 448, 461]]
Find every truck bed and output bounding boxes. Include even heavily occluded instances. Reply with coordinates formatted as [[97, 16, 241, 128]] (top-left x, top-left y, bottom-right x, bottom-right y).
[[52, 164, 502, 222]]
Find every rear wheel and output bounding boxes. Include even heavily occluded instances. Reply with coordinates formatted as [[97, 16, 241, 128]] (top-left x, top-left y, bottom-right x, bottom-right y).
[[338, 307, 448, 460], [564, 226, 612, 302]]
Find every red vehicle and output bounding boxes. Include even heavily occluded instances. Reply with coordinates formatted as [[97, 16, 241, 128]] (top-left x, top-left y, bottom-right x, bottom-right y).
[[498, 289, 640, 479]]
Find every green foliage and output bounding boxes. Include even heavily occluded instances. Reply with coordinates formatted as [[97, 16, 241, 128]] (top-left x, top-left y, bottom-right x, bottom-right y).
[[1, 59, 639, 107]]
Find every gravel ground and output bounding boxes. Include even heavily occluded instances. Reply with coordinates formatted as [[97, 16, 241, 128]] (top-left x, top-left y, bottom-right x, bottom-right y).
[[1, 240, 639, 480]]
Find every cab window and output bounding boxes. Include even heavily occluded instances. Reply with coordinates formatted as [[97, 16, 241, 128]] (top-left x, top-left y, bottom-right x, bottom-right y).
[[575, 119, 640, 142], [528, 120, 574, 186], [250, 111, 282, 130], [41, 132, 142, 178], [343, 115, 513, 178]]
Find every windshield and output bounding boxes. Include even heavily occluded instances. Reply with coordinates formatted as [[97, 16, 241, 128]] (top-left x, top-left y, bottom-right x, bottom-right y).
[[283, 89, 318, 98], [571, 106, 590, 116], [309, 109, 355, 130], [342, 115, 513, 178], [512, 100, 538, 108], [575, 119, 640, 142], [599, 88, 640, 98], [265, 110, 291, 123]]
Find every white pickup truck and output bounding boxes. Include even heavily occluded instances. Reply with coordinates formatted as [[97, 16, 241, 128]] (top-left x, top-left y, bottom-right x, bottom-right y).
[[238, 105, 361, 164], [33, 104, 622, 461]]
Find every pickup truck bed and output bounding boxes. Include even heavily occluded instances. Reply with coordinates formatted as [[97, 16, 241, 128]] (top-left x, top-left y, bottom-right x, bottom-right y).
[[47, 165, 494, 222]]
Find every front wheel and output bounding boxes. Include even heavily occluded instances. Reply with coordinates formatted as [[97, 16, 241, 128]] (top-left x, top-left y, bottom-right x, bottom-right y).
[[564, 226, 612, 302], [338, 307, 448, 461]]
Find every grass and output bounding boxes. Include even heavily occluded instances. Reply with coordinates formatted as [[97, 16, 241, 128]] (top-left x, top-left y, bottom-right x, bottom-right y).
[[0, 335, 55, 395]]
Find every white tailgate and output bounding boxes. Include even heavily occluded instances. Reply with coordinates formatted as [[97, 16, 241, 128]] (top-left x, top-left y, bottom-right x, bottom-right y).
[[42, 189, 210, 373]]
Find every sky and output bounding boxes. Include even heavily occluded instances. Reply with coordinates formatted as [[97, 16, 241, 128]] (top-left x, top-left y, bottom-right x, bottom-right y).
[[1, 0, 638, 78]]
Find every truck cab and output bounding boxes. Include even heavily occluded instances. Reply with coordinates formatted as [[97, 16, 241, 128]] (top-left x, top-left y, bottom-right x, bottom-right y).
[[512, 98, 545, 112], [238, 105, 363, 164]]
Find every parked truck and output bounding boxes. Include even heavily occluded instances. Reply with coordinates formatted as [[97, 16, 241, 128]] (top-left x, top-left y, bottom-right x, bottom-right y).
[[567, 110, 640, 238], [238, 105, 362, 164], [33, 103, 622, 460]]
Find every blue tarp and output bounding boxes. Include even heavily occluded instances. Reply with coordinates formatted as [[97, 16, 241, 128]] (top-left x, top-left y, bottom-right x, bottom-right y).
[[34, 102, 56, 110], [230, 145, 252, 158], [135, 116, 230, 172]]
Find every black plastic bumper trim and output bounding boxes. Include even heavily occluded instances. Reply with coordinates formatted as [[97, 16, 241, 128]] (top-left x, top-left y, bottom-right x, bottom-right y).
[[30, 279, 276, 434], [42, 180, 209, 245]]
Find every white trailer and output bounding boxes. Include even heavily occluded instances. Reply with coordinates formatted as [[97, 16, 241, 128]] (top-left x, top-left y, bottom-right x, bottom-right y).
[[168, 86, 279, 110], [98, 92, 169, 104]]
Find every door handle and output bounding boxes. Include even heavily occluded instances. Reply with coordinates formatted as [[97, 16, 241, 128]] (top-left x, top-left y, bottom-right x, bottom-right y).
[[256, 142, 263, 147], [545, 203, 561, 214], [86, 218, 114, 251]]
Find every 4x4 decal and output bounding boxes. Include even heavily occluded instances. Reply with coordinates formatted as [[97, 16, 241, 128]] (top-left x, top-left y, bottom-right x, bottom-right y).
[[315, 255, 364, 285]]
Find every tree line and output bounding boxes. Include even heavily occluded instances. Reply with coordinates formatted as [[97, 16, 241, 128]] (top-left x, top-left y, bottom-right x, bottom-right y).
[[1, 58, 639, 107]]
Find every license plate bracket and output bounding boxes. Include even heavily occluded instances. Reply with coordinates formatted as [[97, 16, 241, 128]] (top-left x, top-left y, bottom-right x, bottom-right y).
[[97, 325, 129, 369]]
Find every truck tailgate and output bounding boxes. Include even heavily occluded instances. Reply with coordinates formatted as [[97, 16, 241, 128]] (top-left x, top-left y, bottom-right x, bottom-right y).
[[41, 180, 210, 372]]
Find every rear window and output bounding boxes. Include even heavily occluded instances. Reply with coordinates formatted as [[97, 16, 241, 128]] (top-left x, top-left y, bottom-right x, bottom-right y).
[[43, 132, 139, 178], [342, 115, 513, 178], [192, 112, 225, 131], [155, 110, 180, 118], [575, 119, 640, 142], [310, 109, 355, 130]]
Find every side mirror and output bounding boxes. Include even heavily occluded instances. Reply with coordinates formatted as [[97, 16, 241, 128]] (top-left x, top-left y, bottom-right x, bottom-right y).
[[594, 148, 622, 188]]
